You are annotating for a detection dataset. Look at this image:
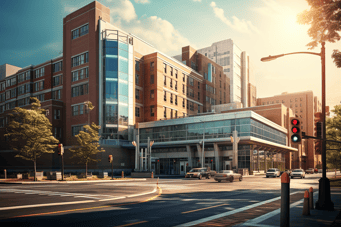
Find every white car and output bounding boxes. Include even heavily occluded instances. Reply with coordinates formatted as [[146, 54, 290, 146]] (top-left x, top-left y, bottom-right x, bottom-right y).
[[266, 168, 281, 178], [291, 169, 306, 179]]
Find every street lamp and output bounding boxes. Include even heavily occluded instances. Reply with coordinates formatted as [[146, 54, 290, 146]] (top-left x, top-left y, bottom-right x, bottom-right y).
[[261, 42, 334, 211]]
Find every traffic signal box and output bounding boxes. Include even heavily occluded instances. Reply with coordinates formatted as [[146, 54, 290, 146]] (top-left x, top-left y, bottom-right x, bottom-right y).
[[290, 117, 302, 145], [314, 112, 323, 155], [108, 155, 113, 163]]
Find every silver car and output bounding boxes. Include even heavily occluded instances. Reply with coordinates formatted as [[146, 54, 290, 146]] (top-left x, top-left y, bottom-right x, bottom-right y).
[[266, 168, 281, 178], [291, 169, 306, 179], [214, 170, 242, 182]]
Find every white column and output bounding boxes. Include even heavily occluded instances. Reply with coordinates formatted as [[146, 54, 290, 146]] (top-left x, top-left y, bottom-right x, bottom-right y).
[[144, 148, 148, 171], [140, 148, 143, 171]]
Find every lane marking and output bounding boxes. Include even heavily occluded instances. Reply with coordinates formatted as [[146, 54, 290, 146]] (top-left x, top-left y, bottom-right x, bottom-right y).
[[241, 191, 318, 226], [182, 203, 228, 214], [114, 220, 148, 227], [175, 191, 300, 227], [1, 187, 162, 220]]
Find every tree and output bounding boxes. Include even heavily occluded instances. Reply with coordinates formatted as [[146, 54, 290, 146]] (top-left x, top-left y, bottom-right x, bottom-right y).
[[298, 0, 341, 67], [326, 105, 341, 170], [5, 97, 59, 181], [69, 122, 105, 176]]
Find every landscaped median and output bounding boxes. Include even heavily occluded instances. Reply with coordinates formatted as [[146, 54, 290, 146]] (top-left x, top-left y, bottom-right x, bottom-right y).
[[329, 175, 341, 188]]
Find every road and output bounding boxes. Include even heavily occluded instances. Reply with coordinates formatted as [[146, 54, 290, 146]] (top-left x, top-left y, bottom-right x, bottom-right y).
[[0, 172, 339, 226]]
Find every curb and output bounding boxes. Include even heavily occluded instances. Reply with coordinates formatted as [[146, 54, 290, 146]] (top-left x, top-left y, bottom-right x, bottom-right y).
[[0, 178, 147, 184]]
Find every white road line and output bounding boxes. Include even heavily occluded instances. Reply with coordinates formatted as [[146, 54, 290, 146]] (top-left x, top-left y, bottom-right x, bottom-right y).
[[175, 191, 300, 227], [240, 191, 318, 226]]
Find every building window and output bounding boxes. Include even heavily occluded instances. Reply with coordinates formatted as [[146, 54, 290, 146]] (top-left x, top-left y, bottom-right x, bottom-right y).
[[175, 95, 178, 105], [198, 92, 200, 101], [135, 60, 140, 71], [198, 106, 201, 113], [188, 88, 194, 98], [34, 67, 45, 79], [72, 105, 79, 116], [52, 90, 62, 100], [198, 82, 200, 89], [135, 74, 139, 85], [18, 99, 25, 107], [0, 82, 5, 91], [150, 62, 154, 68], [220, 81, 221, 88], [136, 89, 140, 100], [170, 79, 173, 88], [183, 73, 185, 82], [164, 107, 167, 118], [175, 69, 178, 78], [53, 75, 62, 86], [71, 84, 88, 97], [163, 63, 167, 73], [164, 91, 167, 101], [170, 67, 173, 76], [182, 84, 185, 94], [10, 88, 16, 98], [170, 94, 173, 104], [170, 109, 173, 118], [6, 80, 10, 87], [188, 77, 194, 86], [183, 99, 185, 108], [175, 81, 178, 90], [72, 24, 88, 39], [54, 109, 61, 120], [34, 81, 44, 92], [150, 105, 155, 117], [150, 74, 154, 84], [72, 125, 84, 136], [6, 91, 10, 100], [150, 90, 154, 99], [35, 94, 45, 102], [53, 62, 63, 73], [71, 52, 88, 67], [164, 76, 166, 86], [72, 71, 78, 82], [135, 107, 140, 117]]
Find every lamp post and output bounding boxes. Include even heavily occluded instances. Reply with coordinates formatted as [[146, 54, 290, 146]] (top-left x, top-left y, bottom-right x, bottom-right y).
[[261, 42, 334, 210]]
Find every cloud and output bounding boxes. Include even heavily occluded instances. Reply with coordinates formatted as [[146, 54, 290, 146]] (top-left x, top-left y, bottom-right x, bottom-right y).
[[107, 0, 193, 55], [64, 6, 78, 13], [210, 1, 260, 34], [134, 0, 150, 3]]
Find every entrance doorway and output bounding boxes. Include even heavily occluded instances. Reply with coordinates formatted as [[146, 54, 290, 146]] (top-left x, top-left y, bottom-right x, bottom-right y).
[[180, 161, 186, 175], [224, 161, 231, 170]]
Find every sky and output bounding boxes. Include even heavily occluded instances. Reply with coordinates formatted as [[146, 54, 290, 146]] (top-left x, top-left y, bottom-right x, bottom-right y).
[[1, 0, 341, 112]]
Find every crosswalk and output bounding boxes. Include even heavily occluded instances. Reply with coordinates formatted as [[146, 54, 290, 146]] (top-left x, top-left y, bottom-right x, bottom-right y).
[[0, 188, 120, 200]]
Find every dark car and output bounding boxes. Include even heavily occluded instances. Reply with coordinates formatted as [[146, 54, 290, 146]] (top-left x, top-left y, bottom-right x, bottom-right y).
[[185, 168, 211, 180]]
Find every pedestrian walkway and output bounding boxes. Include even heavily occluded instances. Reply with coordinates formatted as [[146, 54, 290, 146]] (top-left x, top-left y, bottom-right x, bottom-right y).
[[190, 188, 341, 227]]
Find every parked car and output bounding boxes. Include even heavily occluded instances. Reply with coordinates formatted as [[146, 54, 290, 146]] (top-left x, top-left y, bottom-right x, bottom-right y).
[[266, 168, 281, 178], [185, 168, 211, 180], [291, 169, 305, 179], [305, 168, 315, 174], [314, 168, 318, 173], [214, 170, 242, 182]]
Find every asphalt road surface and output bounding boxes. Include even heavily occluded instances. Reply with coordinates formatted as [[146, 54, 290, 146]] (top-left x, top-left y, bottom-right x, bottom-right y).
[[0, 172, 339, 227]]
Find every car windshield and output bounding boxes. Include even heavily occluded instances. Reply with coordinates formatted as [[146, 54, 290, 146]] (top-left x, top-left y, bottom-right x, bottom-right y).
[[293, 169, 303, 172], [267, 169, 275, 172], [219, 170, 233, 173], [189, 169, 200, 172]]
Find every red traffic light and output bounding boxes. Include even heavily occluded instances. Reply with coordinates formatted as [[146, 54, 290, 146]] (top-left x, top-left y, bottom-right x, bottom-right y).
[[211, 159, 213, 162], [292, 127, 300, 134], [108, 155, 113, 163], [291, 119, 300, 126], [186, 163, 188, 166], [157, 159, 159, 162]]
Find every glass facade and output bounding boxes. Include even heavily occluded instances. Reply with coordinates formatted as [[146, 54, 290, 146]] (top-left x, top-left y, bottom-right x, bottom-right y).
[[139, 118, 286, 145], [102, 35, 133, 140]]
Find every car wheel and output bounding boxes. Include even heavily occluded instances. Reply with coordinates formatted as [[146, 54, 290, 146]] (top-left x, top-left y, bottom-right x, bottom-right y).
[[207, 174, 211, 179], [239, 176, 243, 181], [230, 176, 234, 182], [217, 180, 221, 183], [303, 175, 305, 178], [198, 175, 202, 180], [291, 176, 293, 179], [301, 176, 303, 179], [266, 176, 269, 178]]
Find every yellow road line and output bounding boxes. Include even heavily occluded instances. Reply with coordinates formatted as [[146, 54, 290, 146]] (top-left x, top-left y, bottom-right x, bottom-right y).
[[114, 220, 148, 227], [2, 186, 162, 220], [182, 203, 228, 214]]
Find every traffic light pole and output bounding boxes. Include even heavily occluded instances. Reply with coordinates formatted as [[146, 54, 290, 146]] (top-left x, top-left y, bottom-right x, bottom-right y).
[[62, 154, 64, 181], [111, 161, 113, 180]]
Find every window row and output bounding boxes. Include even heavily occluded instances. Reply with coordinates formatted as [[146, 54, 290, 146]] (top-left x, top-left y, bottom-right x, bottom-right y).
[[18, 71, 31, 83], [72, 67, 89, 82], [72, 103, 88, 116], [6, 77, 16, 87], [53, 75, 63, 86], [72, 24, 89, 40], [18, 83, 31, 95], [72, 52, 89, 67], [5, 88, 17, 100], [52, 89, 62, 100], [34, 80, 44, 92], [72, 125, 85, 136], [206, 84, 215, 94], [163, 107, 178, 119], [0, 82, 5, 91], [71, 84, 88, 97]]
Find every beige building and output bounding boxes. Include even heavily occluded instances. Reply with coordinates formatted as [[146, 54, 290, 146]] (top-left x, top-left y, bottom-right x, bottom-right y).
[[257, 91, 322, 169]]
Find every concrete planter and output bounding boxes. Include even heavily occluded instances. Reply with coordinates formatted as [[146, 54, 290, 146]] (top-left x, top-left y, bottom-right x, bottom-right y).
[[98, 172, 108, 178], [131, 172, 154, 178]]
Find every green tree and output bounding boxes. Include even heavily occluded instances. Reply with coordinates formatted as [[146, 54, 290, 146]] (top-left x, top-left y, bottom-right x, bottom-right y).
[[298, 0, 341, 67], [326, 105, 341, 170], [5, 97, 59, 181], [69, 122, 105, 176]]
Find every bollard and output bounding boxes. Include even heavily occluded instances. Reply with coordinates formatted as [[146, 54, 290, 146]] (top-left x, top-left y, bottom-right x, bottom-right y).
[[309, 187, 314, 210], [151, 171, 154, 178], [302, 190, 310, 216], [121, 171, 124, 178], [4, 169, 6, 179], [280, 172, 290, 227], [157, 177, 159, 187]]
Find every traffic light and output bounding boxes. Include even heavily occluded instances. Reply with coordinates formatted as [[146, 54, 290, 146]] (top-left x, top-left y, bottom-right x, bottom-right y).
[[58, 144, 64, 156], [290, 117, 301, 144], [157, 159, 159, 163], [108, 155, 113, 163], [210, 159, 213, 163], [316, 122, 323, 138]]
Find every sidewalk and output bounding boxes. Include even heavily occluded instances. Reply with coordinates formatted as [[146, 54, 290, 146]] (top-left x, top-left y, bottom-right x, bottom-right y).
[[0, 178, 146, 184]]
